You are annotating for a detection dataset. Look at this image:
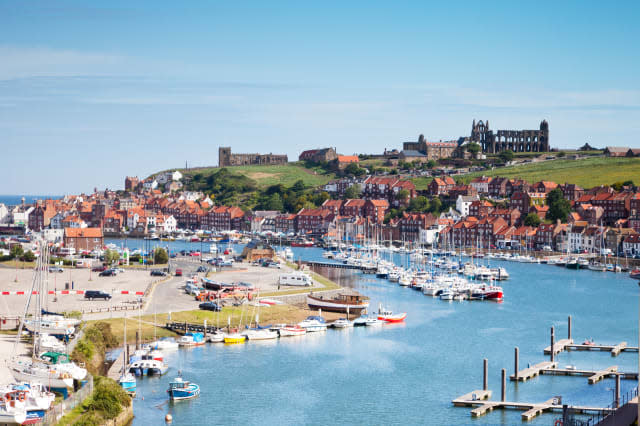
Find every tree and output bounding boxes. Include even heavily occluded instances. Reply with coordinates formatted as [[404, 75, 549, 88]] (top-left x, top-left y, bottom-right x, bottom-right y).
[[408, 196, 429, 213], [546, 188, 571, 223], [557, 151, 566, 158], [429, 197, 442, 214], [105, 249, 120, 265], [154, 248, 168, 264], [426, 160, 437, 169], [466, 143, 481, 155], [344, 163, 364, 177], [10, 244, 24, 260], [265, 193, 284, 211], [523, 212, 542, 227], [498, 150, 514, 163], [344, 184, 361, 200], [396, 189, 410, 204], [22, 250, 36, 262]]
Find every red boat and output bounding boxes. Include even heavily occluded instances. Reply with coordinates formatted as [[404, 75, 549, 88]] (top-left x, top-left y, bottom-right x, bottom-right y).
[[291, 241, 314, 247], [630, 269, 640, 280], [478, 284, 504, 301], [376, 305, 407, 323]]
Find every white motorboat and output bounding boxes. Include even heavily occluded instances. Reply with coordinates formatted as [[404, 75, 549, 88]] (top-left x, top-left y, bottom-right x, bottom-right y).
[[128, 358, 168, 376], [38, 334, 66, 352], [11, 359, 74, 390], [297, 316, 327, 332], [24, 319, 74, 336], [490, 267, 509, 280], [149, 337, 179, 351], [207, 332, 225, 343], [0, 393, 26, 425], [439, 289, 454, 301], [331, 318, 352, 328]]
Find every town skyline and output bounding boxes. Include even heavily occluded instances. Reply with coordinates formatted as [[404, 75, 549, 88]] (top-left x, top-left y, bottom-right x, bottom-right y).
[[2, 1, 639, 194]]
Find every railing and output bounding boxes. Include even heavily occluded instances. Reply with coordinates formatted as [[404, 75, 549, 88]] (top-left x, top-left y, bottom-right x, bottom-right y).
[[42, 374, 94, 426], [563, 387, 639, 426]]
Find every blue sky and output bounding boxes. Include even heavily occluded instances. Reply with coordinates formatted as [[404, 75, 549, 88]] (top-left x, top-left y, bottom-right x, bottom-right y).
[[1, 1, 639, 194]]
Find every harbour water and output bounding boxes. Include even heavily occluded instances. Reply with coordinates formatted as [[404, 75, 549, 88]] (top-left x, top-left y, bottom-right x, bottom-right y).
[[109, 241, 639, 425]]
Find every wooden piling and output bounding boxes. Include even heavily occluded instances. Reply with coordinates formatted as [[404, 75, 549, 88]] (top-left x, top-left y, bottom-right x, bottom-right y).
[[550, 326, 555, 363], [514, 347, 519, 381], [568, 315, 572, 340], [501, 369, 506, 402], [204, 320, 207, 339], [483, 358, 488, 391], [615, 373, 621, 408], [135, 331, 140, 350]]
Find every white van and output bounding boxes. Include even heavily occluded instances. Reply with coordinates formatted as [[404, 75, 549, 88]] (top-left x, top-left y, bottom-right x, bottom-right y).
[[278, 272, 312, 287]]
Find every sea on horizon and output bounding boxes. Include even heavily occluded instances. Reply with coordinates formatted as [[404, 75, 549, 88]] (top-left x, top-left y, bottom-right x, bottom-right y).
[[0, 195, 62, 206]]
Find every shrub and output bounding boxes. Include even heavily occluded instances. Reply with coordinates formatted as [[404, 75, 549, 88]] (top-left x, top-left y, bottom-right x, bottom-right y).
[[87, 377, 131, 419], [73, 411, 103, 426], [73, 339, 94, 362]]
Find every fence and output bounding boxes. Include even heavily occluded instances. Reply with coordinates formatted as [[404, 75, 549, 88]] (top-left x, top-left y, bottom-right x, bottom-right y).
[[558, 387, 639, 426], [42, 374, 94, 426]]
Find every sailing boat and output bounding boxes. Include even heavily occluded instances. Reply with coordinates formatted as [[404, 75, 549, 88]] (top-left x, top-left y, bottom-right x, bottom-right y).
[[118, 315, 136, 394], [11, 242, 81, 392]]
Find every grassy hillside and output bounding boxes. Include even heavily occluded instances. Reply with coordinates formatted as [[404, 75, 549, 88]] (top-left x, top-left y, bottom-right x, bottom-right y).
[[412, 157, 640, 190]]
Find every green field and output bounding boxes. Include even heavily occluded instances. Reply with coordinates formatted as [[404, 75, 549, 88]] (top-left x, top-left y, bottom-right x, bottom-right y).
[[413, 157, 640, 189]]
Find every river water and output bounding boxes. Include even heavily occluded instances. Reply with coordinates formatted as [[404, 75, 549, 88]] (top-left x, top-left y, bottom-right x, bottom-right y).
[[106, 240, 639, 425]]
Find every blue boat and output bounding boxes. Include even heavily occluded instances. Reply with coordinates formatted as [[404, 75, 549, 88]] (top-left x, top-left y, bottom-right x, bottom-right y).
[[167, 377, 200, 401], [119, 372, 137, 394]]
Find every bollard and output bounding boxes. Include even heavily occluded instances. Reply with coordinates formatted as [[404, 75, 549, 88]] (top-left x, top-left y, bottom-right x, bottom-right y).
[[550, 326, 555, 363], [135, 331, 140, 350], [568, 315, 572, 341], [501, 368, 506, 402], [483, 358, 488, 390], [615, 373, 621, 408], [204, 320, 207, 339], [514, 347, 519, 380]]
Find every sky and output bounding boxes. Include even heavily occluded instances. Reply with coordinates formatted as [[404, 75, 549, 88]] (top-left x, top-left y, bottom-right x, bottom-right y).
[[1, 0, 639, 195]]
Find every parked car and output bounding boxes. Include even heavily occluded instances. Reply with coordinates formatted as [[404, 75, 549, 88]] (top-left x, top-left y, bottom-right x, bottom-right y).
[[92, 265, 107, 272], [175, 268, 183, 277], [48, 266, 64, 273], [196, 266, 207, 273], [84, 290, 112, 300], [99, 269, 116, 277], [199, 302, 221, 312], [150, 270, 167, 277]]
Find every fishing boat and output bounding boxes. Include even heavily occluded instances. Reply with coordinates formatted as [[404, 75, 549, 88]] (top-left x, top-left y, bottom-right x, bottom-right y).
[[0, 389, 27, 425], [278, 325, 306, 337], [306, 293, 369, 315], [178, 332, 205, 347], [630, 269, 640, 280], [376, 305, 407, 323], [167, 377, 200, 401], [297, 316, 327, 332]]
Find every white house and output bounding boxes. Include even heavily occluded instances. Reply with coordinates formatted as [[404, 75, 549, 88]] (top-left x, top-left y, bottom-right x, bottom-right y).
[[42, 229, 64, 243], [470, 176, 492, 194], [156, 170, 183, 185], [180, 191, 204, 202], [157, 215, 176, 233], [11, 206, 33, 227], [142, 179, 158, 190], [623, 234, 640, 256], [456, 195, 478, 217], [568, 224, 586, 253], [127, 212, 140, 230]]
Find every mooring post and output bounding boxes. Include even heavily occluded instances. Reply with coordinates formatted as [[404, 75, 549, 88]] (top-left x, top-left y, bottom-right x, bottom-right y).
[[135, 331, 140, 350], [615, 373, 621, 408], [204, 319, 207, 339], [483, 358, 488, 390], [501, 368, 506, 402], [514, 347, 519, 380], [550, 326, 555, 363], [568, 315, 572, 341]]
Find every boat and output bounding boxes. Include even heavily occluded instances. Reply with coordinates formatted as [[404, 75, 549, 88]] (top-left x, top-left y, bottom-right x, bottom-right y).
[[38, 333, 66, 353], [376, 305, 407, 323], [587, 262, 605, 272], [10, 360, 74, 390], [297, 316, 327, 332], [23, 318, 75, 337], [331, 318, 352, 328], [207, 332, 225, 343], [39, 351, 87, 381], [0, 389, 27, 425], [245, 329, 279, 340], [439, 289, 454, 301], [167, 377, 200, 401], [476, 283, 504, 301], [128, 358, 168, 376], [582, 338, 596, 346], [278, 325, 306, 337], [223, 332, 246, 343], [490, 267, 509, 280], [119, 315, 136, 394], [306, 293, 369, 315], [566, 258, 579, 269], [149, 337, 179, 351], [630, 269, 640, 280], [178, 332, 205, 347]]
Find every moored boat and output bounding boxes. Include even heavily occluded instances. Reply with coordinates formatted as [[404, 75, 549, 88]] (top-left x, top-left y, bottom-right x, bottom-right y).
[[306, 293, 369, 315], [167, 377, 200, 401], [298, 316, 327, 332], [376, 305, 407, 323]]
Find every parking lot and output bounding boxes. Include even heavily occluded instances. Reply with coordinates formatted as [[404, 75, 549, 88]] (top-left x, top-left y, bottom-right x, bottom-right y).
[[0, 266, 154, 316]]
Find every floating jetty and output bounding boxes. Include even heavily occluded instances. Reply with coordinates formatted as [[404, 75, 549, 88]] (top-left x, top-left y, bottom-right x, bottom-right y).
[[304, 261, 377, 273], [452, 316, 635, 423]]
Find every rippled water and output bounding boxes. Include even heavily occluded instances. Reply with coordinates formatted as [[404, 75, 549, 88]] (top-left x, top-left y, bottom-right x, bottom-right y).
[[118, 244, 639, 425]]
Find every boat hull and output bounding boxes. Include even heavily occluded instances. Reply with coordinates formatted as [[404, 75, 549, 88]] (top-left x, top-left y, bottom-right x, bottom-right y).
[[306, 296, 368, 315], [377, 313, 407, 323]]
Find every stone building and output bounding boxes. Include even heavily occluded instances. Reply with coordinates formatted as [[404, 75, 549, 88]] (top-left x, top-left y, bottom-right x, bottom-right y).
[[218, 147, 288, 167], [401, 135, 457, 161], [470, 120, 549, 153], [298, 148, 338, 163]]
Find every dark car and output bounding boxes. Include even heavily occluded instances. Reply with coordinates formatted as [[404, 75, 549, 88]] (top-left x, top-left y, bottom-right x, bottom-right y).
[[92, 265, 107, 272], [99, 269, 116, 277], [48, 266, 64, 273], [196, 266, 207, 273], [84, 290, 112, 300], [199, 302, 221, 312], [150, 270, 167, 277]]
